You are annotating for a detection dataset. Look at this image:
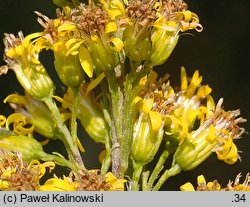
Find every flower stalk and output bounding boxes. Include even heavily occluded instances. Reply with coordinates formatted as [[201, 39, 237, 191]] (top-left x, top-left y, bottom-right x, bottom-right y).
[[43, 97, 84, 170]]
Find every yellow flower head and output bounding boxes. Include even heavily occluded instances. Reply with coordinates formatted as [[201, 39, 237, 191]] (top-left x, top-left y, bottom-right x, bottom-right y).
[[181, 173, 250, 191], [1, 32, 54, 100], [225, 173, 250, 191], [4, 93, 62, 140], [39, 175, 77, 191], [180, 174, 221, 191], [0, 148, 55, 191], [0, 113, 34, 137], [40, 170, 126, 191], [70, 170, 126, 191], [122, 0, 202, 65], [56, 84, 109, 144], [173, 98, 246, 171]]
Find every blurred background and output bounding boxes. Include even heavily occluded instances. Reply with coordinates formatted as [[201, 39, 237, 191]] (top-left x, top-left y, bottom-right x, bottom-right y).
[[0, 0, 249, 190]]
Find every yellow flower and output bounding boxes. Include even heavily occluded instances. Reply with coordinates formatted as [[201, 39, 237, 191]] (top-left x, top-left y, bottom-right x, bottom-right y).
[[122, 0, 202, 66], [1, 32, 54, 100], [105, 172, 126, 191], [0, 149, 55, 191], [1, 113, 34, 136], [4, 93, 62, 139], [174, 67, 212, 130], [53, 40, 85, 87], [36, 5, 123, 75], [173, 98, 246, 171], [100, 0, 126, 20], [132, 98, 164, 165], [55, 85, 109, 144], [69, 170, 126, 191], [225, 173, 250, 191], [181, 173, 250, 191], [180, 174, 221, 191], [39, 176, 77, 191]]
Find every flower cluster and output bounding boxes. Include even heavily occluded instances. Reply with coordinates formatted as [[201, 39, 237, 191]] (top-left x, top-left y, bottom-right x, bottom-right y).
[[0, 0, 248, 191], [0, 148, 125, 191], [180, 173, 250, 191]]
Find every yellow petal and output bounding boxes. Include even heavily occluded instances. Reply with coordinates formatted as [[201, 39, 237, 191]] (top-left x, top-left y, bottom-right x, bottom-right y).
[[39, 178, 76, 191], [197, 85, 212, 99], [77, 138, 85, 152], [58, 23, 76, 33], [65, 39, 84, 56], [79, 46, 93, 78], [5, 48, 17, 58], [4, 94, 27, 105], [23, 32, 43, 48], [206, 126, 216, 142], [197, 175, 206, 184], [110, 37, 124, 52], [105, 22, 117, 33], [224, 143, 238, 161], [53, 41, 64, 52], [15, 45, 24, 57], [149, 111, 162, 132], [133, 96, 143, 106], [180, 182, 195, 191], [52, 95, 64, 103], [86, 72, 105, 94], [141, 98, 154, 114], [181, 66, 188, 90], [182, 10, 192, 22], [206, 95, 215, 116], [99, 149, 106, 164]]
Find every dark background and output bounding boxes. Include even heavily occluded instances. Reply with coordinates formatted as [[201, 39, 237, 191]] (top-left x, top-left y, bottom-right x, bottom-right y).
[[0, 0, 249, 190]]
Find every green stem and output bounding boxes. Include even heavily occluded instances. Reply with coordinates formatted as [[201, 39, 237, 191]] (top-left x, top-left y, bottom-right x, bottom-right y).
[[152, 164, 181, 191], [101, 134, 112, 175], [70, 87, 80, 153], [42, 154, 78, 171], [106, 71, 122, 177], [142, 171, 150, 191], [132, 162, 143, 191], [120, 82, 135, 177], [43, 97, 85, 169], [147, 150, 170, 190]]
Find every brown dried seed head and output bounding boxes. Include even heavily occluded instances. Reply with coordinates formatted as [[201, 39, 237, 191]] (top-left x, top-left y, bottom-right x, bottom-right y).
[[71, 3, 110, 35], [126, 0, 158, 26], [6, 168, 40, 191], [71, 170, 112, 191]]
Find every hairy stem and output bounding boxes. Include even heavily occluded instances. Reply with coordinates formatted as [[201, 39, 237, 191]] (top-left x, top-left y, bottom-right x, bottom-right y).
[[147, 150, 170, 190], [152, 164, 181, 191], [132, 162, 143, 191], [43, 97, 85, 169]]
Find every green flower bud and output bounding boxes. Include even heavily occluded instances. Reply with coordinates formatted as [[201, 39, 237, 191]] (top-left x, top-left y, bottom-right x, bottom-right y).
[[87, 36, 119, 72], [77, 94, 109, 144], [62, 88, 109, 144], [173, 127, 216, 171], [53, 41, 85, 88], [150, 26, 179, 66], [131, 112, 164, 165], [123, 26, 152, 63], [0, 135, 49, 163]]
